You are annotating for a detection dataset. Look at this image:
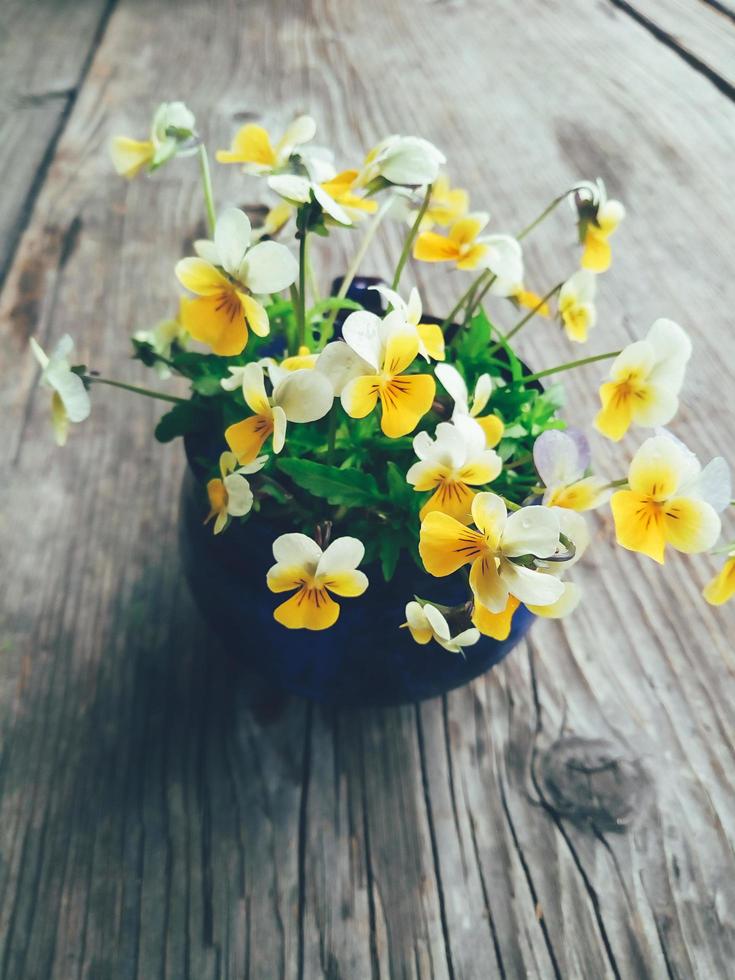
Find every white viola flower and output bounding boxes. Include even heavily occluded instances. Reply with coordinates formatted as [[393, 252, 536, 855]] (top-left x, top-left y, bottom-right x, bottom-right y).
[[572, 178, 626, 273], [595, 318, 692, 441], [404, 601, 480, 654], [267, 533, 369, 630], [205, 451, 266, 535], [267, 173, 352, 226], [414, 212, 524, 283], [225, 362, 334, 464], [420, 492, 566, 613], [558, 270, 597, 343], [30, 334, 91, 446], [110, 101, 196, 178], [177, 207, 298, 357], [435, 363, 504, 449], [357, 135, 446, 188], [133, 304, 188, 380], [407, 416, 502, 522], [216, 114, 317, 175], [533, 429, 610, 511], [370, 284, 445, 361]]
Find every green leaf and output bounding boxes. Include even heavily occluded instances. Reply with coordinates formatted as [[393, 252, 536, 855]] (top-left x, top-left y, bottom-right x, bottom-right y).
[[154, 401, 208, 443], [191, 374, 224, 396], [307, 297, 363, 321], [380, 531, 401, 581], [276, 459, 383, 508]]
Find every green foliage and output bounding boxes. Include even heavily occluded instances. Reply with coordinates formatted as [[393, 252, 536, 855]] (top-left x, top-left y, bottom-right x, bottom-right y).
[[276, 459, 383, 509]]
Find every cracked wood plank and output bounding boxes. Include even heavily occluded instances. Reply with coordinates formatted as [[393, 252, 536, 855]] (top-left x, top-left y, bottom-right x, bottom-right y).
[[1, 0, 735, 977], [0, 0, 116, 285]]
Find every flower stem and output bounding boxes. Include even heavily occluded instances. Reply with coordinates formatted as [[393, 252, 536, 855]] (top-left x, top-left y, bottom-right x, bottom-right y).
[[488, 282, 562, 355], [322, 194, 394, 338], [197, 144, 216, 237], [516, 192, 567, 241], [89, 375, 187, 404], [441, 269, 491, 331], [326, 408, 338, 463], [463, 273, 496, 324], [603, 478, 629, 489], [297, 230, 308, 348], [519, 349, 621, 384], [391, 183, 432, 290]]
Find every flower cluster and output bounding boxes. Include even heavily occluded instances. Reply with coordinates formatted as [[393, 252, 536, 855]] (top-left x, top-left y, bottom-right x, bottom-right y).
[[29, 102, 735, 655]]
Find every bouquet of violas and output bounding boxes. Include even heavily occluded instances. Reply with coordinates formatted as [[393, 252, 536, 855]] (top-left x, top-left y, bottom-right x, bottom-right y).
[[30, 101, 735, 655]]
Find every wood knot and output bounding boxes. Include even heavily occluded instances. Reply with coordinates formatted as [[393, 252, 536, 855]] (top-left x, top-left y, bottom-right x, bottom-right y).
[[537, 736, 650, 832]]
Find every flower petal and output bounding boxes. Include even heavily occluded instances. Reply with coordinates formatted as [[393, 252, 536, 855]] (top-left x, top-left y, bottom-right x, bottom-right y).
[[419, 511, 484, 576], [272, 405, 287, 453], [413, 232, 459, 263], [472, 595, 520, 640], [272, 532, 323, 570], [217, 124, 276, 166], [214, 208, 252, 276], [316, 341, 371, 395], [379, 373, 435, 438], [179, 293, 248, 356], [500, 560, 565, 606], [240, 363, 271, 415], [703, 557, 735, 606], [317, 536, 365, 576], [646, 318, 691, 391], [435, 363, 469, 414], [342, 311, 383, 371], [610, 490, 667, 563], [470, 492, 506, 547], [405, 601, 433, 644], [267, 173, 312, 203], [240, 240, 298, 294], [663, 496, 721, 555], [274, 368, 333, 423], [502, 506, 560, 558], [382, 329, 419, 376], [225, 414, 274, 465], [628, 434, 697, 498], [419, 481, 476, 524], [527, 580, 581, 618], [274, 586, 340, 630], [223, 473, 254, 517], [241, 293, 270, 338], [469, 554, 508, 613], [175, 258, 230, 296], [341, 375, 380, 419]]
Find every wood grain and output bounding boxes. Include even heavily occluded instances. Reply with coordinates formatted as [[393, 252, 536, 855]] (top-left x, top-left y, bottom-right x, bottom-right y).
[[1, 0, 735, 977]]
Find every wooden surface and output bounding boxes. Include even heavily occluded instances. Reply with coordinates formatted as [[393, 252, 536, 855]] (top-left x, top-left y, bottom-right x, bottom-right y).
[[2, 0, 735, 977]]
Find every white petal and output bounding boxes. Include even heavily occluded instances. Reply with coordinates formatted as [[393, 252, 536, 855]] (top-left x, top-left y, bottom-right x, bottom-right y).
[[370, 283, 405, 316], [479, 235, 523, 282], [527, 580, 581, 618], [501, 506, 560, 558], [552, 508, 590, 567], [317, 536, 365, 576], [279, 115, 316, 150], [471, 374, 492, 416], [272, 405, 287, 453], [267, 173, 312, 203], [274, 368, 334, 423], [449, 627, 481, 650], [223, 474, 254, 517], [500, 561, 565, 606], [313, 184, 352, 226], [422, 603, 452, 642], [683, 456, 731, 512], [29, 336, 49, 370], [237, 454, 269, 475], [533, 430, 585, 488], [239, 241, 298, 294], [609, 340, 655, 381], [214, 208, 252, 276], [220, 366, 249, 391], [342, 311, 383, 371], [405, 601, 431, 635], [646, 318, 692, 391], [379, 137, 445, 186], [45, 365, 90, 423], [316, 341, 371, 395], [194, 238, 220, 265], [450, 414, 486, 461], [435, 363, 470, 414], [240, 362, 269, 414], [51, 333, 75, 363], [561, 269, 596, 304], [272, 532, 322, 570], [407, 288, 423, 326], [412, 430, 435, 460]]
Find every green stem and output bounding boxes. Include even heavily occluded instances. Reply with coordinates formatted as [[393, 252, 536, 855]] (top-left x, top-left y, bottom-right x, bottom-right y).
[[516, 192, 567, 241], [464, 273, 496, 324], [519, 349, 621, 384], [487, 282, 562, 355], [197, 144, 216, 237], [603, 478, 629, 489], [502, 496, 522, 511], [326, 408, 338, 464], [391, 183, 433, 290], [322, 194, 394, 339], [503, 452, 533, 471], [89, 376, 187, 404], [440, 269, 490, 331], [305, 237, 320, 305], [297, 230, 308, 349]]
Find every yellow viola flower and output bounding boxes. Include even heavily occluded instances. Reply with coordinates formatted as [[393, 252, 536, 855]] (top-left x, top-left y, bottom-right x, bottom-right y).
[[225, 362, 334, 464], [419, 492, 565, 613], [267, 533, 368, 630], [357, 135, 446, 188], [403, 601, 480, 653], [320, 170, 378, 220], [414, 213, 523, 281], [472, 595, 520, 640], [30, 334, 91, 446], [558, 270, 597, 342], [407, 417, 502, 523], [133, 298, 189, 379], [216, 115, 316, 174], [574, 179, 625, 273], [611, 433, 729, 564], [435, 363, 504, 448], [511, 285, 551, 316], [533, 429, 610, 511], [110, 102, 195, 178], [176, 208, 298, 356], [267, 173, 353, 226], [703, 550, 735, 606], [408, 174, 469, 230], [371, 285, 445, 361], [205, 451, 266, 535], [318, 310, 436, 438], [595, 318, 692, 441]]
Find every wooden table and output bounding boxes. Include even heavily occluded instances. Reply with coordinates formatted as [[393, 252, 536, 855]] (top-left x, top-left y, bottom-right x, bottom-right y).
[[2, 1, 735, 977]]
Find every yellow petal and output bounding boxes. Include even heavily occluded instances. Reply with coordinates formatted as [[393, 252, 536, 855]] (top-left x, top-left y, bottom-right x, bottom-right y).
[[225, 414, 274, 465], [383, 331, 419, 375], [241, 293, 270, 337], [472, 595, 520, 640], [515, 289, 550, 317], [419, 481, 476, 524], [456, 243, 488, 271], [379, 373, 436, 438], [610, 490, 667, 564], [216, 124, 277, 166], [205, 478, 227, 522], [419, 512, 484, 576], [449, 216, 484, 246], [110, 136, 154, 178], [581, 228, 612, 272], [175, 258, 231, 296], [545, 478, 605, 511], [267, 565, 307, 593], [274, 585, 340, 630], [318, 569, 369, 597], [594, 381, 636, 442], [341, 375, 380, 419], [179, 291, 248, 356], [51, 391, 68, 446], [457, 456, 502, 486], [703, 557, 735, 606], [413, 232, 460, 263], [475, 414, 504, 449], [663, 496, 720, 555], [427, 185, 469, 227], [417, 323, 445, 360]]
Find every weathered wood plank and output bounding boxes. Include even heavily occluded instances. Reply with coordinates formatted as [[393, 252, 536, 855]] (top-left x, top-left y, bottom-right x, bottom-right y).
[[0, 0, 115, 284], [1, 0, 735, 977]]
